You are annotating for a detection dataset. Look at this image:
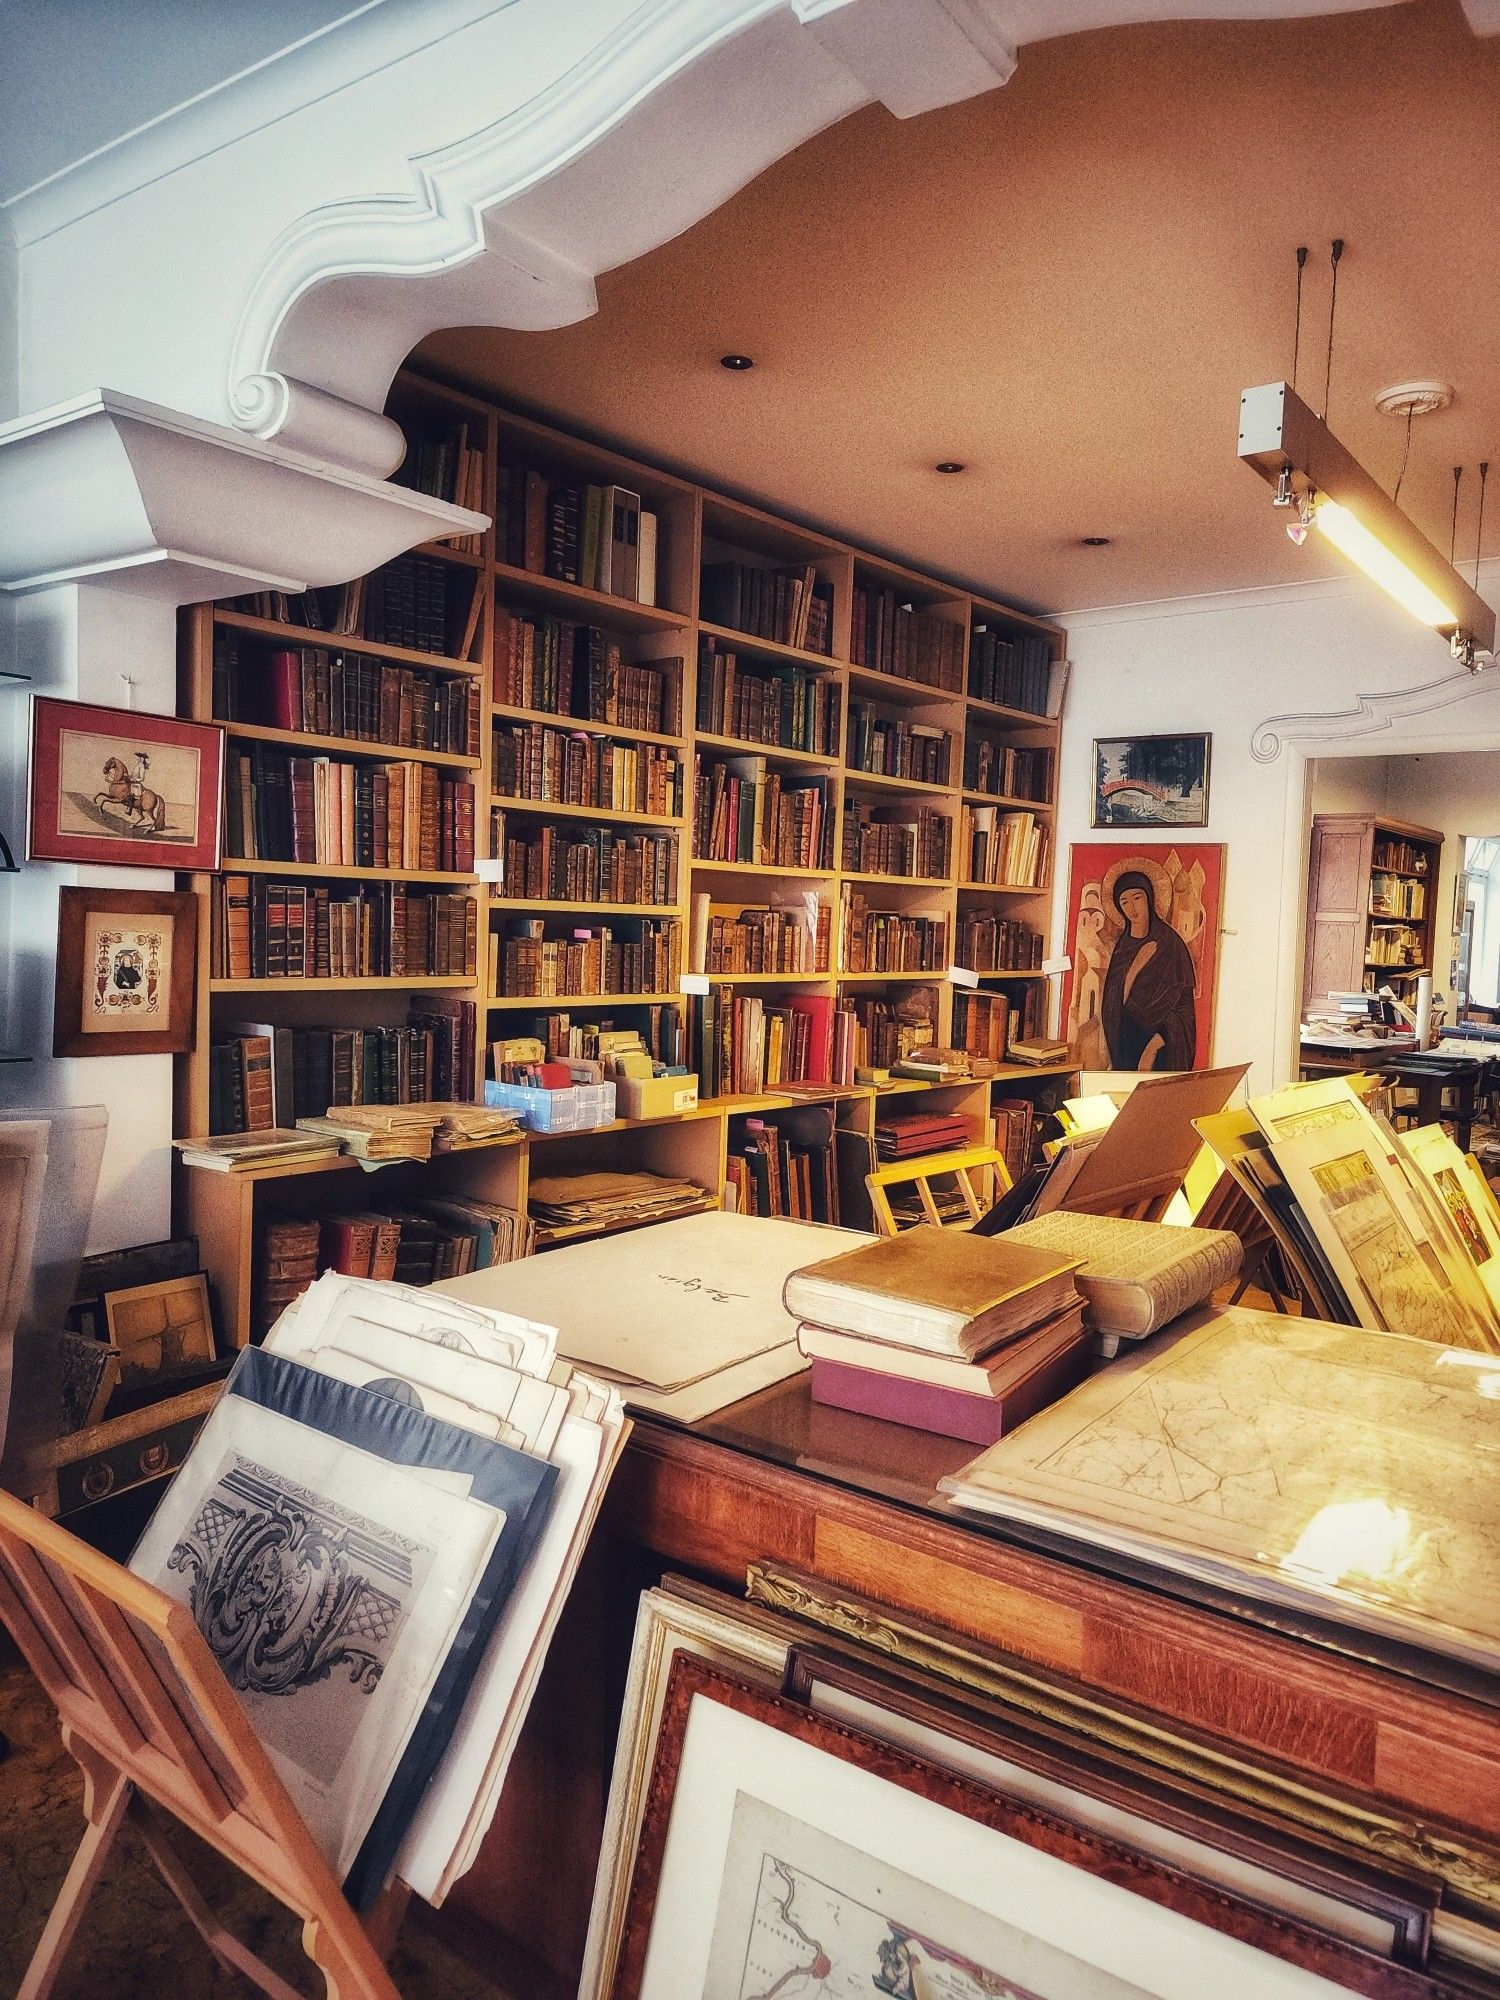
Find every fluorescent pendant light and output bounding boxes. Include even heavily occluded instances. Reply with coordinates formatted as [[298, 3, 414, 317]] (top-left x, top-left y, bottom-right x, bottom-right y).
[[1239, 381, 1494, 662], [1312, 497, 1460, 629]]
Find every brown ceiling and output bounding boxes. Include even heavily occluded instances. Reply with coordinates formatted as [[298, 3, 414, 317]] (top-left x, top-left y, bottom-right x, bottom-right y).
[[418, 1, 1500, 617]]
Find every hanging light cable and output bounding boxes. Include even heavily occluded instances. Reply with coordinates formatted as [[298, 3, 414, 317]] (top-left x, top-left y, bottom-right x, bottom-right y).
[[1291, 244, 1309, 394], [1452, 465, 1464, 564], [1475, 461, 1489, 587], [1392, 404, 1414, 506], [1322, 238, 1344, 420]]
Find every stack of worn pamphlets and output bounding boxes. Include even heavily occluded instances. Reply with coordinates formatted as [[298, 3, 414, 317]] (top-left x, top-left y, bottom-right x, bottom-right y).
[[173, 1128, 344, 1173], [439, 1210, 868, 1421], [785, 1228, 1089, 1444], [129, 1269, 625, 1910], [939, 1304, 1500, 1669], [1000, 1211, 1243, 1358], [527, 1167, 715, 1239], [296, 1100, 521, 1163]]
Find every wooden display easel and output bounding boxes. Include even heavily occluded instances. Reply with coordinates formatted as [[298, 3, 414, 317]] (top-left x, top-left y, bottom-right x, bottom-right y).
[[0, 1487, 409, 2000]]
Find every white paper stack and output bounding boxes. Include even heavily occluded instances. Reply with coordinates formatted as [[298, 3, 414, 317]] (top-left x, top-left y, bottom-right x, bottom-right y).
[[266, 1269, 627, 1901]]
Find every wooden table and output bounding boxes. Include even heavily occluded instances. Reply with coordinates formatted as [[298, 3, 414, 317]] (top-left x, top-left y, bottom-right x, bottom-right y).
[[1298, 1046, 1492, 1151], [439, 1374, 1500, 1995]]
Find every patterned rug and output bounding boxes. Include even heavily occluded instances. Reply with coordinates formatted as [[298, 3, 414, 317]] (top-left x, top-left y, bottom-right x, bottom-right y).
[[0, 1655, 506, 1998]]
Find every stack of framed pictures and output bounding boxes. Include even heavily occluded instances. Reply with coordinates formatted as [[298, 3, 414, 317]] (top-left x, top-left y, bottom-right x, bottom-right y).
[[130, 1268, 627, 1909], [584, 1575, 1481, 1999]]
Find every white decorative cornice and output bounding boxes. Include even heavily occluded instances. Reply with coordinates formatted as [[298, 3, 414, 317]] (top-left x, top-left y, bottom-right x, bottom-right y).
[[1250, 668, 1500, 763], [0, 390, 486, 601]]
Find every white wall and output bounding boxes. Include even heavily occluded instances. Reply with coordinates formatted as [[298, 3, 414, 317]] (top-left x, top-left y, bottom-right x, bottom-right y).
[[1053, 560, 1500, 1093], [1309, 755, 1392, 818], [0, 211, 16, 423]]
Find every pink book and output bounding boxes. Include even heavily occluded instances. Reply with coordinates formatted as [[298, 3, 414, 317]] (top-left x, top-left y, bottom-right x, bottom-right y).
[[809, 1339, 1088, 1445]]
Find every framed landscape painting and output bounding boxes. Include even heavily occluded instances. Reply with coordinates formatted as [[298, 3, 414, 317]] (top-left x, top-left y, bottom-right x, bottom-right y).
[[1092, 732, 1210, 828], [1061, 842, 1224, 1071], [29, 697, 223, 871]]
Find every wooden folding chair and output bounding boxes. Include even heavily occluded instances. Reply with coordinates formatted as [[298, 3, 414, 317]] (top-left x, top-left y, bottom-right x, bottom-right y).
[[866, 1145, 1011, 1236], [0, 1486, 409, 2000]]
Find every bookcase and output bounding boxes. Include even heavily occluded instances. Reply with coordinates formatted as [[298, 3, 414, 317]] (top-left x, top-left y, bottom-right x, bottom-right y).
[[176, 370, 1072, 1347], [1302, 812, 1444, 1008]]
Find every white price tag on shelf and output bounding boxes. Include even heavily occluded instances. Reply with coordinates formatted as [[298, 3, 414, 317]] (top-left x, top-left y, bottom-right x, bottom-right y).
[[1042, 955, 1071, 975], [474, 859, 505, 884], [680, 973, 710, 995], [946, 966, 979, 989]]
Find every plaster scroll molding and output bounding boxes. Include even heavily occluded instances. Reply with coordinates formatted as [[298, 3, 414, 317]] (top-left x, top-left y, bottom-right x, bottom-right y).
[[1250, 668, 1500, 764], [231, 373, 409, 477]]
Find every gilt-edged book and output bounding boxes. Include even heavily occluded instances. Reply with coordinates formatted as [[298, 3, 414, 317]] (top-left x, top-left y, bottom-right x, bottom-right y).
[[783, 1228, 1082, 1359]]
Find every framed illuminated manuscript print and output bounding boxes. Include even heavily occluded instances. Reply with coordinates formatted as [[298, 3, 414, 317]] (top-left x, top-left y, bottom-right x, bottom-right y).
[[1061, 842, 1224, 1072], [52, 886, 198, 1057], [28, 696, 223, 871]]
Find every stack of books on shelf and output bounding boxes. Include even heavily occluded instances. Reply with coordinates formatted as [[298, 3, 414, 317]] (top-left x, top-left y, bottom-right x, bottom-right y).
[[726, 1106, 841, 1223], [230, 554, 479, 661], [967, 623, 1057, 714], [961, 803, 1047, 888], [845, 989, 938, 1070], [696, 637, 840, 752], [963, 736, 1053, 802], [497, 467, 660, 604], [527, 1168, 714, 1239], [873, 1107, 974, 1161], [686, 988, 855, 1096], [841, 801, 952, 879], [493, 612, 680, 732], [489, 815, 678, 906], [493, 724, 681, 817], [785, 1229, 1089, 1444], [524, 1005, 686, 1071], [846, 705, 952, 785], [210, 876, 476, 981], [392, 415, 487, 552], [223, 748, 476, 872], [495, 916, 682, 1000], [213, 634, 480, 755], [850, 588, 963, 690], [692, 756, 832, 868], [840, 892, 948, 974], [295, 1100, 519, 1164], [689, 894, 830, 976], [954, 912, 1044, 972], [700, 560, 833, 654], [132, 1271, 627, 1907], [174, 1128, 346, 1174], [952, 986, 1047, 1063], [209, 1001, 476, 1134]]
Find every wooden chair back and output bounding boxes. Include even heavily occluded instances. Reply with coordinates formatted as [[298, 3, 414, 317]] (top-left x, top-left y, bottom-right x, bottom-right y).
[[866, 1145, 1011, 1236], [0, 1485, 405, 2000]]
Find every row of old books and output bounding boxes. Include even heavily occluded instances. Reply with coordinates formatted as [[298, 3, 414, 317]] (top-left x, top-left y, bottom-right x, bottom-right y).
[[839, 892, 948, 975], [493, 723, 682, 818], [392, 416, 486, 555], [841, 801, 951, 880], [952, 986, 1048, 1063], [688, 894, 831, 976], [786, 1230, 1090, 1445], [695, 637, 840, 753], [954, 911, 1045, 972], [1369, 871, 1426, 918], [961, 804, 1047, 888], [497, 466, 660, 604], [224, 747, 476, 873], [700, 560, 833, 655], [727, 1106, 840, 1224], [493, 610, 681, 734], [210, 875, 477, 981], [213, 634, 480, 757], [845, 989, 936, 1070], [692, 757, 832, 868], [524, 1004, 686, 1071], [850, 587, 964, 691], [229, 554, 477, 660], [963, 735, 1054, 803], [495, 917, 683, 1000], [967, 623, 1056, 715], [846, 704, 952, 786], [208, 1002, 476, 1135], [686, 989, 856, 1097], [489, 813, 678, 907]]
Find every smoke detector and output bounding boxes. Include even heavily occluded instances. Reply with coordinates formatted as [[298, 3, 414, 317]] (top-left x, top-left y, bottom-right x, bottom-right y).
[[1374, 380, 1454, 419]]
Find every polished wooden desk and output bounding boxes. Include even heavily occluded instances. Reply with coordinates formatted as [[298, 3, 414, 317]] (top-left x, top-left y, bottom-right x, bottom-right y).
[[442, 1376, 1500, 1996]]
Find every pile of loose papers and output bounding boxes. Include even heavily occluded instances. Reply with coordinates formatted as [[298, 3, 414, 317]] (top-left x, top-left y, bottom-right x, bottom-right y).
[[129, 1270, 624, 1908], [296, 1101, 521, 1163], [527, 1168, 715, 1238]]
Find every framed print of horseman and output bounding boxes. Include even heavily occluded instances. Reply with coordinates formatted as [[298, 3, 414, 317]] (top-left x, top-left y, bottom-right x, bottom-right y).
[[28, 696, 224, 870]]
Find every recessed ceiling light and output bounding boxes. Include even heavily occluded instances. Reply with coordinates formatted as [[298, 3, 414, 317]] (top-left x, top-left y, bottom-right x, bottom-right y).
[[719, 353, 754, 370], [1080, 535, 1111, 547], [934, 461, 965, 475]]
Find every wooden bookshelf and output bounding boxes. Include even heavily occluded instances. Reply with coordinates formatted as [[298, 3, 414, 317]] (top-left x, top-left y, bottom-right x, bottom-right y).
[[1303, 812, 1444, 1007], [176, 368, 1075, 1344]]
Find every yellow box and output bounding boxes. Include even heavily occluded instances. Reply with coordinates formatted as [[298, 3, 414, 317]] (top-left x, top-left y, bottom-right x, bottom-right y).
[[615, 1073, 700, 1120]]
